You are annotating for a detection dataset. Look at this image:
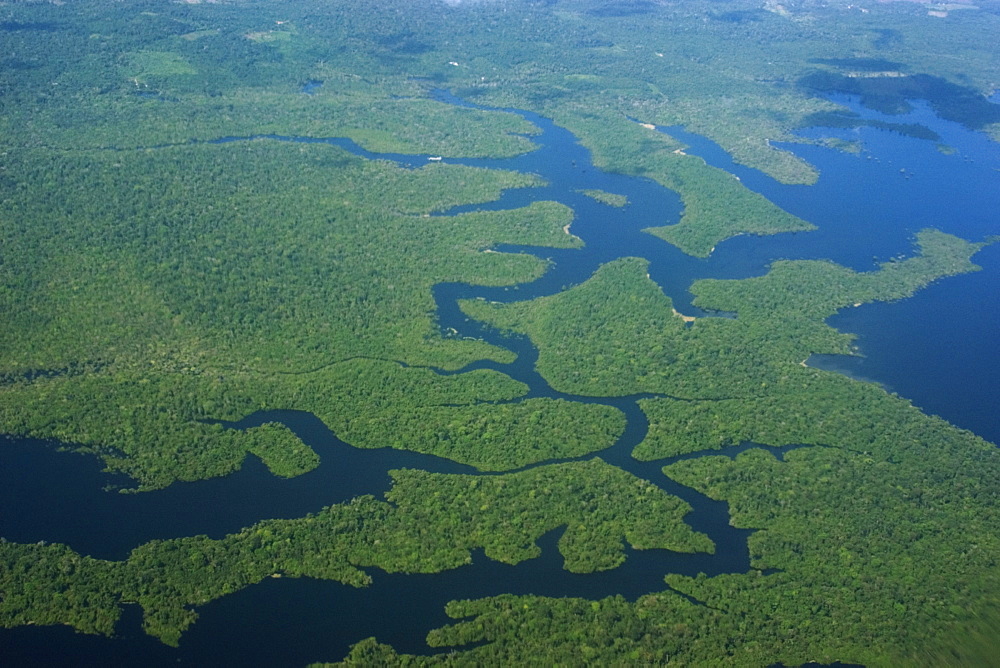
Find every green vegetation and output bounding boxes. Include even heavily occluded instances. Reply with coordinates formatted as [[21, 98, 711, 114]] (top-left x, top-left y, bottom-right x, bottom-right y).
[[268, 358, 626, 470], [690, 229, 988, 321], [2, 0, 999, 664], [0, 542, 124, 638], [661, 440, 1000, 666], [462, 230, 994, 469], [329, 396, 625, 471], [636, 371, 983, 461], [914, 604, 1000, 667], [0, 143, 570, 373], [0, 459, 710, 646], [342, 594, 702, 665], [576, 189, 629, 207], [4, 0, 997, 252], [229, 422, 319, 480], [0, 139, 601, 488], [800, 109, 942, 141]]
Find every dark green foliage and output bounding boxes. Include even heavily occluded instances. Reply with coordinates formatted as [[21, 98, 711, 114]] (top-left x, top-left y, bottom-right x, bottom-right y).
[[0, 542, 124, 637]]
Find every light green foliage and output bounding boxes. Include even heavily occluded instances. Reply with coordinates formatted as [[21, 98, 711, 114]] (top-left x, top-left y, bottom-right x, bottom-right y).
[[0, 460, 708, 645], [576, 189, 628, 207]]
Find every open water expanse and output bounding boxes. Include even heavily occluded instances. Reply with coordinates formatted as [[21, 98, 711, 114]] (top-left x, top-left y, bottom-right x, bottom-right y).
[[1, 90, 998, 665]]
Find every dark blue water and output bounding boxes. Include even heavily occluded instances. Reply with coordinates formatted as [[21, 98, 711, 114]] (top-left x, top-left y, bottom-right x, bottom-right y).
[[660, 95, 1000, 445], [1, 92, 997, 664], [661, 97, 1000, 273]]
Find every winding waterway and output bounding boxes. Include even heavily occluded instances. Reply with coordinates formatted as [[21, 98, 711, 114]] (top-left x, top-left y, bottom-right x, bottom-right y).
[[2, 90, 998, 665]]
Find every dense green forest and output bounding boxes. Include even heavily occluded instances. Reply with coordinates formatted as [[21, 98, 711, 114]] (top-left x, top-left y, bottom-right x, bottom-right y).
[[2, 0, 999, 665], [0, 139, 625, 487]]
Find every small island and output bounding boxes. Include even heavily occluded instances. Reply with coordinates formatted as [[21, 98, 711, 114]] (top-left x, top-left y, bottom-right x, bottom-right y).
[[576, 188, 629, 208]]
